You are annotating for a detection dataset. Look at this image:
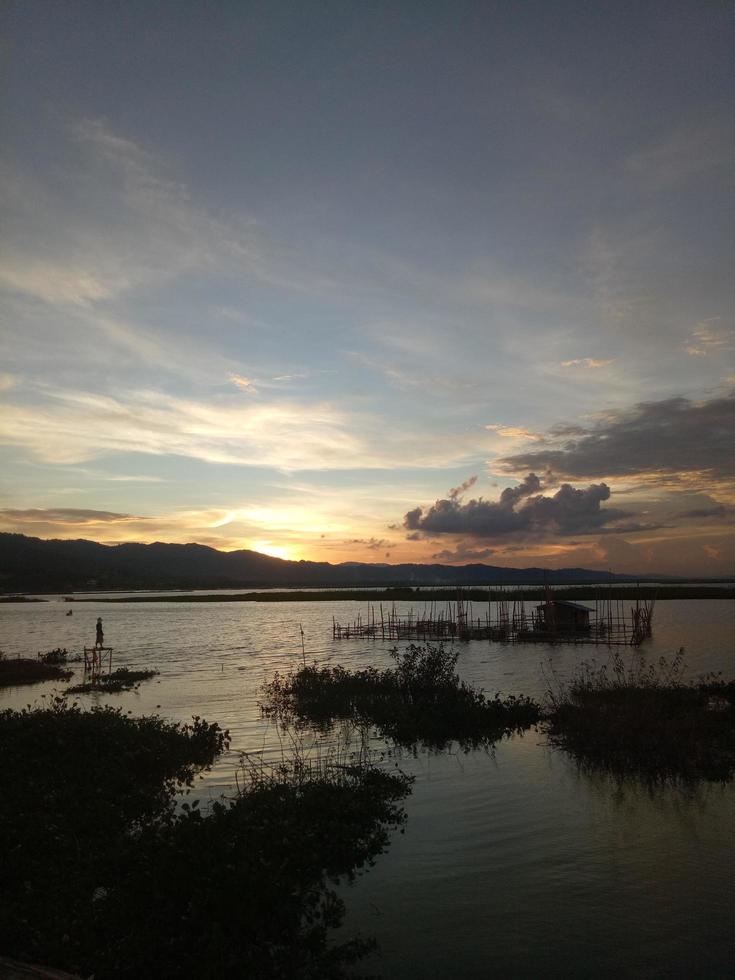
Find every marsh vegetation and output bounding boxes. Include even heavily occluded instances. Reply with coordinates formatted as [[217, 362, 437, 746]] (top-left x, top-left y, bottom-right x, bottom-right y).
[[65, 667, 160, 694], [1, 699, 410, 978], [263, 642, 541, 751], [0, 654, 72, 687], [545, 651, 735, 782], [264, 643, 735, 781]]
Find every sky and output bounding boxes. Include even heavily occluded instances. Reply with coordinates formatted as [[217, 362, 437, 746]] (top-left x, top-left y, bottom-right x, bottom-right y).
[[1, 0, 733, 576]]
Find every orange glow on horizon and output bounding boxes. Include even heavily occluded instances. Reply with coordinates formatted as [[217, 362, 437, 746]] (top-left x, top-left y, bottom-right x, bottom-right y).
[[250, 540, 293, 561]]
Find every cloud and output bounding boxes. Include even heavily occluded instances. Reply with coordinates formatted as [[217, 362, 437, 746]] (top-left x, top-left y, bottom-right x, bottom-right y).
[[448, 475, 477, 500], [497, 392, 735, 483], [560, 358, 614, 369], [0, 381, 491, 473], [404, 473, 631, 539], [0, 258, 118, 307], [0, 373, 16, 391], [0, 503, 291, 547], [0, 117, 337, 319], [432, 545, 496, 562], [485, 425, 543, 441], [683, 318, 732, 357], [346, 537, 390, 550], [230, 374, 258, 394], [0, 387, 363, 470], [0, 508, 140, 526], [100, 474, 164, 483], [675, 505, 728, 520], [498, 472, 544, 506]]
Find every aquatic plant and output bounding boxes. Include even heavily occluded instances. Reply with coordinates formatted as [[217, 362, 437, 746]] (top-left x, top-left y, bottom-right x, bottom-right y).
[[65, 666, 159, 694], [0, 656, 73, 687], [93, 753, 411, 978], [39, 647, 70, 665], [545, 650, 735, 782], [1, 699, 410, 978], [262, 642, 541, 751]]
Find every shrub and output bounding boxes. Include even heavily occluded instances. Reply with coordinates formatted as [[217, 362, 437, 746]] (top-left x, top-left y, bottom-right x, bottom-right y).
[[263, 643, 540, 751], [0, 700, 410, 978], [545, 650, 735, 783]]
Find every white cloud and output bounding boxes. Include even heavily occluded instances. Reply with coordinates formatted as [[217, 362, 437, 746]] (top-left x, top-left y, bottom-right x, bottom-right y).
[[560, 358, 614, 369], [486, 424, 543, 441], [0, 382, 492, 473], [230, 374, 258, 393], [0, 118, 335, 319], [683, 318, 732, 357], [0, 259, 117, 306]]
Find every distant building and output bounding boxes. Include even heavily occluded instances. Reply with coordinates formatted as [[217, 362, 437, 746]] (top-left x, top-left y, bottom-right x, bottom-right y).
[[535, 599, 593, 632]]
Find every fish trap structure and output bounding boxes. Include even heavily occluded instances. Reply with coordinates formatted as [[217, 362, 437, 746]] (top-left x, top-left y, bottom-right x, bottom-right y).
[[83, 645, 114, 674], [332, 589, 655, 647]]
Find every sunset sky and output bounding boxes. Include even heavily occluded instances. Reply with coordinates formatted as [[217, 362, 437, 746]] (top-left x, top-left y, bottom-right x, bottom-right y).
[[1, 1, 733, 576]]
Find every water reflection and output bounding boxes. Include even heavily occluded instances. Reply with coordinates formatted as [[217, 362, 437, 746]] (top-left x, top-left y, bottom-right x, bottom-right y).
[[1, 598, 734, 977]]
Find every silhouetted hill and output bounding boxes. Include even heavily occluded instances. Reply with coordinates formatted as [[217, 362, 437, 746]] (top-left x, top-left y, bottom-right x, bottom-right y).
[[0, 533, 643, 593]]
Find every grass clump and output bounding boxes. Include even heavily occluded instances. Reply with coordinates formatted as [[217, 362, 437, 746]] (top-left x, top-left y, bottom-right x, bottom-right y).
[[545, 650, 735, 783], [65, 666, 159, 694], [1, 700, 410, 978], [263, 643, 540, 751], [0, 655, 72, 687]]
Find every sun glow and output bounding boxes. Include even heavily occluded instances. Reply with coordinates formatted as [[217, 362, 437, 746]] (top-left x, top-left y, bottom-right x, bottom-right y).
[[251, 540, 292, 560]]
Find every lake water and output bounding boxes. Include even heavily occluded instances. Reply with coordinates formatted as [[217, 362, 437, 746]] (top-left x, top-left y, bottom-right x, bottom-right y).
[[2, 596, 734, 977]]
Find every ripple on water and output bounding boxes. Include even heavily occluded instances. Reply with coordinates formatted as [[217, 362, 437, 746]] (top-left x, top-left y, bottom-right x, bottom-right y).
[[2, 597, 734, 977]]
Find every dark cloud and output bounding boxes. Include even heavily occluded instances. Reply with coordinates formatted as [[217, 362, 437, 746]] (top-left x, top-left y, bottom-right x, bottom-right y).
[[547, 424, 587, 438], [448, 475, 478, 500], [347, 537, 390, 550], [497, 392, 735, 481], [432, 545, 495, 562], [497, 472, 542, 505], [594, 522, 667, 535], [404, 475, 632, 539], [0, 508, 138, 524], [675, 505, 729, 519]]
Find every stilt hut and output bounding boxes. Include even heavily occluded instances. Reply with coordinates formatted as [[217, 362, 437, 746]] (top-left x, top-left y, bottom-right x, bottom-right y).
[[535, 599, 593, 633]]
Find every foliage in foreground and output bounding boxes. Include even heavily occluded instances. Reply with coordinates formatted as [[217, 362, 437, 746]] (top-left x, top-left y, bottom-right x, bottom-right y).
[[545, 651, 735, 782], [93, 756, 411, 978], [65, 666, 159, 694], [262, 643, 540, 751], [0, 700, 410, 979]]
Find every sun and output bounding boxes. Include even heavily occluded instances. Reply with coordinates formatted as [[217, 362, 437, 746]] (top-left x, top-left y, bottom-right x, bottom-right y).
[[251, 540, 292, 561]]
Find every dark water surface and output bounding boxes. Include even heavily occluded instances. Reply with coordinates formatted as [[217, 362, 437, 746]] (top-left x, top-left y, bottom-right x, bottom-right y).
[[2, 596, 734, 977]]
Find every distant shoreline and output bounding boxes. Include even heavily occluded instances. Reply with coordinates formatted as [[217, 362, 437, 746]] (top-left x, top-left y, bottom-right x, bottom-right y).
[[38, 585, 735, 602]]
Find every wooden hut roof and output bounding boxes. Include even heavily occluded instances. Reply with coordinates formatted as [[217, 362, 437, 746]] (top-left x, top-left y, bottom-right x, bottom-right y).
[[536, 599, 594, 613]]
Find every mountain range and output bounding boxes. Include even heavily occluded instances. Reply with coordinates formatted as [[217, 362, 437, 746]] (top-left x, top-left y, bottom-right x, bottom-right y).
[[0, 533, 643, 593]]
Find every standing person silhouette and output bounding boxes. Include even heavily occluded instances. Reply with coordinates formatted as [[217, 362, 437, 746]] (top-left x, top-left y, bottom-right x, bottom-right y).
[[95, 617, 104, 648]]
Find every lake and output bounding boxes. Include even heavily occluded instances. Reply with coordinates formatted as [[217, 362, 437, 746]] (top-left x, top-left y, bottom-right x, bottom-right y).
[[2, 595, 734, 977]]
